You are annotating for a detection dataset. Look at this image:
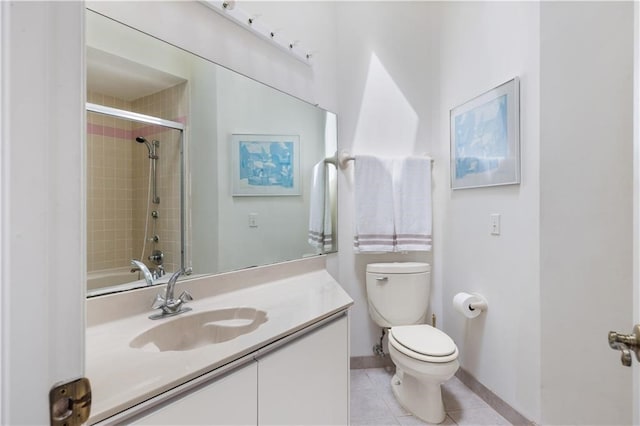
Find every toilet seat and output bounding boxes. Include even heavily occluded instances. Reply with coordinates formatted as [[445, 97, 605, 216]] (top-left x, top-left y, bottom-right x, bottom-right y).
[[389, 325, 458, 363]]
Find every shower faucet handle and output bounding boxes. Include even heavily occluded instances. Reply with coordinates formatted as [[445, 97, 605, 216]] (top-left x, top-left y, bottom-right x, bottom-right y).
[[608, 324, 640, 366], [148, 250, 164, 264]]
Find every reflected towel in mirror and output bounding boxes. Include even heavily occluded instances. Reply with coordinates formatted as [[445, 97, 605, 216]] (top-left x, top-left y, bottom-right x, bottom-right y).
[[308, 160, 333, 250]]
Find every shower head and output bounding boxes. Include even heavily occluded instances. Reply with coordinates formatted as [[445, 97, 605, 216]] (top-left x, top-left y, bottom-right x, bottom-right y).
[[135, 136, 153, 157]]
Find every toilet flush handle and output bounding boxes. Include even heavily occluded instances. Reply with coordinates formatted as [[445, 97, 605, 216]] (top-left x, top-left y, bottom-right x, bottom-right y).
[[375, 276, 388, 283]]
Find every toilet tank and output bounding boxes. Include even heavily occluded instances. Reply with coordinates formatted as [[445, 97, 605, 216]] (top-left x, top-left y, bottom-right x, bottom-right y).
[[365, 262, 431, 328]]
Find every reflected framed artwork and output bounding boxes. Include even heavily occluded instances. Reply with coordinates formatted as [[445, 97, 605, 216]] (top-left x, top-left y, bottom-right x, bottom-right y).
[[231, 134, 300, 196], [450, 77, 520, 190]]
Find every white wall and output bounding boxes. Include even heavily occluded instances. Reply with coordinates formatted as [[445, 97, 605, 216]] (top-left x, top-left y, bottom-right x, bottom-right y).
[[436, 2, 541, 421], [335, 1, 440, 360], [540, 2, 633, 424]]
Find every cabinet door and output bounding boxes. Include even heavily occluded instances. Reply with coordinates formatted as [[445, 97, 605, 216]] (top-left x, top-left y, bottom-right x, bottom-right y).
[[258, 315, 349, 425], [134, 362, 257, 425]]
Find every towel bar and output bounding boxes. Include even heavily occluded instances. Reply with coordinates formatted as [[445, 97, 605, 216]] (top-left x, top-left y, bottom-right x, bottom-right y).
[[323, 152, 338, 166], [337, 150, 433, 169]]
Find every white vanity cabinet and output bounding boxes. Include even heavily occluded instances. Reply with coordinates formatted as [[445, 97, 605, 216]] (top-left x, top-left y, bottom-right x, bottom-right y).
[[132, 362, 258, 425], [257, 314, 349, 425], [112, 312, 349, 426]]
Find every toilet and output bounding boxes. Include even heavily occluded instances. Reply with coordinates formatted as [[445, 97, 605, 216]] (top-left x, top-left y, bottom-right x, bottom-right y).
[[365, 262, 459, 424]]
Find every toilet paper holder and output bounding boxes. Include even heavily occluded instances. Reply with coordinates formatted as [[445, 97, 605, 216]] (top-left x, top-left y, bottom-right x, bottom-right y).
[[453, 292, 488, 318], [468, 296, 488, 312]]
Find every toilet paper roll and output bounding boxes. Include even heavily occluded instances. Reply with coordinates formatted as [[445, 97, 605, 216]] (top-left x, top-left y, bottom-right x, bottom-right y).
[[453, 292, 487, 319]]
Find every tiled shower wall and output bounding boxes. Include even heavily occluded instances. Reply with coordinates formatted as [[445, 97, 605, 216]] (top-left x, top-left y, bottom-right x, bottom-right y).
[[87, 94, 135, 272], [130, 83, 187, 276], [87, 83, 187, 281]]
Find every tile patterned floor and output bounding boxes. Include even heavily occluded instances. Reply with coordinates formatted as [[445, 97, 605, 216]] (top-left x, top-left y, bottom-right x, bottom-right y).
[[351, 368, 512, 425]]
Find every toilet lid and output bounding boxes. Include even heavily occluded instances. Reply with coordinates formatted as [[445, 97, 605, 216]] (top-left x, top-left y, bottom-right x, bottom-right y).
[[390, 325, 456, 357]]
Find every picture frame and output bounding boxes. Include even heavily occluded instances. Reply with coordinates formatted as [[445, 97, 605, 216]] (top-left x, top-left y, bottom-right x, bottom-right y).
[[450, 77, 520, 190], [231, 134, 300, 196]]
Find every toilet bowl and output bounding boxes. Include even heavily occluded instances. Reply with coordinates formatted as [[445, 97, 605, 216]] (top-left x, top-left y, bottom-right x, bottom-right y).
[[388, 324, 459, 424], [365, 263, 459, 424]]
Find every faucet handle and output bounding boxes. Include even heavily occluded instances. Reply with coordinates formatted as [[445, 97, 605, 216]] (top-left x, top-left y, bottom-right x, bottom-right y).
[[178, 290, 193, 303], [151, 293, 166, 310]]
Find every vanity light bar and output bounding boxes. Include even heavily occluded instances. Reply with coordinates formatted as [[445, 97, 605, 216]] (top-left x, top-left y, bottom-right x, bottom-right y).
[[200, 0, 312, 66]]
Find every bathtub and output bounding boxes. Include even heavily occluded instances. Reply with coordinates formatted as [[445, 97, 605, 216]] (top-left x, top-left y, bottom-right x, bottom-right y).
[[87, 266, 161, 296], [87, 267, 138, 291]]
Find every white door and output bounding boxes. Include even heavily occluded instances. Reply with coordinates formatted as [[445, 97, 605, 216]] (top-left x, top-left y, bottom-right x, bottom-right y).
[[0, 2, 86, 424], [579, 3, 640, 421], [616, 2, 640, 422], [635, 3, 640, 423]]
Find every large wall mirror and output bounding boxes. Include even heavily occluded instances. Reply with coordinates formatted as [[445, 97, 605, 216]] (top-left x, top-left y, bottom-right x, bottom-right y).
[[86, 9, 338, 297]]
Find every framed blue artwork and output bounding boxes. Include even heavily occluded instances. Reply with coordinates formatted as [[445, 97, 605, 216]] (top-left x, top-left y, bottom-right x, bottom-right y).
[[231, 134, 300, 196], [450, 77, 520, 189]]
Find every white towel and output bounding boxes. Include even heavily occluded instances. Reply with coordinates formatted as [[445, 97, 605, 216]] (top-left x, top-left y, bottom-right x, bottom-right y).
[[354, 155, 396, 252], [393, 157, 432, 251], [308, 160, 333, 251]]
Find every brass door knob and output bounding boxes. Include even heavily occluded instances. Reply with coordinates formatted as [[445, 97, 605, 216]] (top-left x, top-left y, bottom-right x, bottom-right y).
[[608, 324, 640, 367]]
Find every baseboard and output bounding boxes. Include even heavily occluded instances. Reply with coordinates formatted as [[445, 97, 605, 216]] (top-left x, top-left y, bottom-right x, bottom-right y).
[[350, 355, 394, 369], [455, 368, 535, 426]]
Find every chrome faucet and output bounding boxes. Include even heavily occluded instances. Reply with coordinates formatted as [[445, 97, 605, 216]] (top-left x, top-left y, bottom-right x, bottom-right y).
[[149, 268, 193, 320], [131, 259, 154, 286]]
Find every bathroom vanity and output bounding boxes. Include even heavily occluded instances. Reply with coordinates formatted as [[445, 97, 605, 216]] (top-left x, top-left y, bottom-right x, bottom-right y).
[[86, 256, 352, 425]]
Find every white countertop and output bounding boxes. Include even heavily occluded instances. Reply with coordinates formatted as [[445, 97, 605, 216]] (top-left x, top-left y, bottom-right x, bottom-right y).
[[86, 257, 352, 424]]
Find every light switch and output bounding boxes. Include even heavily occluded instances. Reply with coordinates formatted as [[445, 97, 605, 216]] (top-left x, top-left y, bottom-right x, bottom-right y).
[[490, 214, 501, 235], [249, 213, 258, 228]]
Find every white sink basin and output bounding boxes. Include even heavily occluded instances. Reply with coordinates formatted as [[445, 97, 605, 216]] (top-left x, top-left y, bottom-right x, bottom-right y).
[[130, 307, 268, 352]]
